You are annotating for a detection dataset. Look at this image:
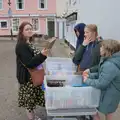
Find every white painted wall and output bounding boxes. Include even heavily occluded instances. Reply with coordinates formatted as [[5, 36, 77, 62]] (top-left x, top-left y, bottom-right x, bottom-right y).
[[65, 0, 120, 48], [56, 0, 67, 17], [66, 22, 76, 47], [57, 18, 66, 39], [78, 0, 120, 40], [65, 0, 80, 47]]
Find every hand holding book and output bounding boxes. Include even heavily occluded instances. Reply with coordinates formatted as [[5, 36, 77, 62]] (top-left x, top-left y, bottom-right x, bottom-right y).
[[41, 48, 49, 56]]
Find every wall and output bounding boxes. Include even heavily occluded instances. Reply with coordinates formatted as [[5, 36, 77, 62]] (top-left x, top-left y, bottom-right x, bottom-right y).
[[78, 0, 120, 40], [65, 0, 120, 48], [56, 0, 67, 17], [56, 18, 66, 39], [0, 0, 56, 16], [0, 0, 57, 36], [0, 17, 47, 36], [64, 0, 80, 47]]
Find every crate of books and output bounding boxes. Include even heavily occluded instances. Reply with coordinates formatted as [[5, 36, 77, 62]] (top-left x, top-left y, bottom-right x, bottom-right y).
[[44, 75, 101, 112], [45, 57, 76, 75]]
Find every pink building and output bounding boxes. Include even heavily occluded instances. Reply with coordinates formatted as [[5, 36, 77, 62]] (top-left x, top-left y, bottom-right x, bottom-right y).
[[0, 0, 57, 37]]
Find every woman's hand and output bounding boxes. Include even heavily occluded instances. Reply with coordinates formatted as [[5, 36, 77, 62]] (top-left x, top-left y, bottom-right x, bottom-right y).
[[83, 69, 90, 75], [41, 48, 49, 56], [82, 37, 92, 46]]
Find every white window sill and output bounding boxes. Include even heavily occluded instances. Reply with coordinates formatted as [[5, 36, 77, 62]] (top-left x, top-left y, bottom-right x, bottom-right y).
[[16, 9, 24, 11], [33, 30, 40, 33], [0, 27, 8, 30], [12, 31, 18, 33], [38, 8, 48, 11]]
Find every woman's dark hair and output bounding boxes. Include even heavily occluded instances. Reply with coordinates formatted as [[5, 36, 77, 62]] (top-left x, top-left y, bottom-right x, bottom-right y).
[[17, 21, 34, 43]]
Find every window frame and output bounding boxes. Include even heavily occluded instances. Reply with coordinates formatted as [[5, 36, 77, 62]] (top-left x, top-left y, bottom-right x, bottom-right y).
[[16, 0, 24, 10], [0, 20, 8, 29], [12, 18, 20, 32], [0, 0, 3, 10], [38, 0, 48, 10], [31, 18, 40, 32]]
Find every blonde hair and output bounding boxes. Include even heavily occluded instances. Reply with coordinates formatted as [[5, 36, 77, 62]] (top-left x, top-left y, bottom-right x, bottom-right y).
[[101, 39, 120, 56], [85, 24, 98, 36]]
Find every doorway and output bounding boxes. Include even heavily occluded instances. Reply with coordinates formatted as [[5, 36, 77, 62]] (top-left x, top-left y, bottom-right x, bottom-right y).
[[47, 18, 55, 37]]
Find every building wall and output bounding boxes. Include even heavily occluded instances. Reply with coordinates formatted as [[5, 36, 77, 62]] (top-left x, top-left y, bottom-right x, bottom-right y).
[[56, 0, 67, 17], [0, 17, 48, 36], [64, 0, 79, 47], [0, 0, 56, 36], [0, 0, 56, 15], [55, 0, 67, 39], [65, 0, 120, 48], [78, 0, 120, 40], [56, 18, 66, 39]]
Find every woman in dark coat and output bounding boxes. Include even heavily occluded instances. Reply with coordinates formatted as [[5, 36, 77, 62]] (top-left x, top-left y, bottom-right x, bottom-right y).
[[15, 21, 49, 120]]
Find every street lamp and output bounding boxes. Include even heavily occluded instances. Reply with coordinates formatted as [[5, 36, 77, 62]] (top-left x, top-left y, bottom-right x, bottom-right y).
[[8, 0, 13, 40]]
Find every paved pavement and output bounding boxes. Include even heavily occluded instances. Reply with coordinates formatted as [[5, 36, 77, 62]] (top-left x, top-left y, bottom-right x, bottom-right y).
[[0, 39, 69, 120], [0, 39, 120, 120]]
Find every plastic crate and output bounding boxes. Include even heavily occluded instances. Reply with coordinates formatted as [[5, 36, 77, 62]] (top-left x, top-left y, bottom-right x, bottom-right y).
[[47, 108, 97, 116], [44, 75, 101, 110], [52, 117, 77, 120], [45, 57, 76, 75]]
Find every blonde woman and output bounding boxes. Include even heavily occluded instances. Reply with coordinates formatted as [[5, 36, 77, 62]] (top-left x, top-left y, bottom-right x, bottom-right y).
[[73, 24, 102, 74], [83, 40, 120, 120], [73, 24, 102, 120]]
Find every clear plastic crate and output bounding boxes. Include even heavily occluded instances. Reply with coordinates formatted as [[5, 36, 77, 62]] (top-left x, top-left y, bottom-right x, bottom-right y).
[[66, 75, 83, 87], [47, 108, 97, 116], [44, 75, 101, 110], [45, 57, 76, 75], [52, 117, 77, 120]]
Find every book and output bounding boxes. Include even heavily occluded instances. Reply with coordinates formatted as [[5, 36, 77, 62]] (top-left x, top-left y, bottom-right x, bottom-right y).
[[45, 37, 57, 49]]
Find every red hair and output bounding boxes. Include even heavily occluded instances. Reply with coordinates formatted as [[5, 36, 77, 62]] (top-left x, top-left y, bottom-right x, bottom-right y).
[[17, 21, 34, 43]]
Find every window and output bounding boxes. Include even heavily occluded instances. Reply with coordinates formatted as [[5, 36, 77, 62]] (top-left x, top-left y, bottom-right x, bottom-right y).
[[0, 0, 3, 10], [12, 18, 19, 32], [16, 0, 24, 10], [32, 18, 39, 31], [39, 0, 47, 9], [0, 21, 8, 29]]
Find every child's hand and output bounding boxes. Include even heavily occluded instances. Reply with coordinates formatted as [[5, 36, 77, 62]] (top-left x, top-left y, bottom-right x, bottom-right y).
[[82, 71, 89, 82], [83, 69, 89, 78], [83, 75, 88, 82]]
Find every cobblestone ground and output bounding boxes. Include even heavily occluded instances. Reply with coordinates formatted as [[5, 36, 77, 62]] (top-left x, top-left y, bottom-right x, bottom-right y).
[[0, 39, 120, 120]]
